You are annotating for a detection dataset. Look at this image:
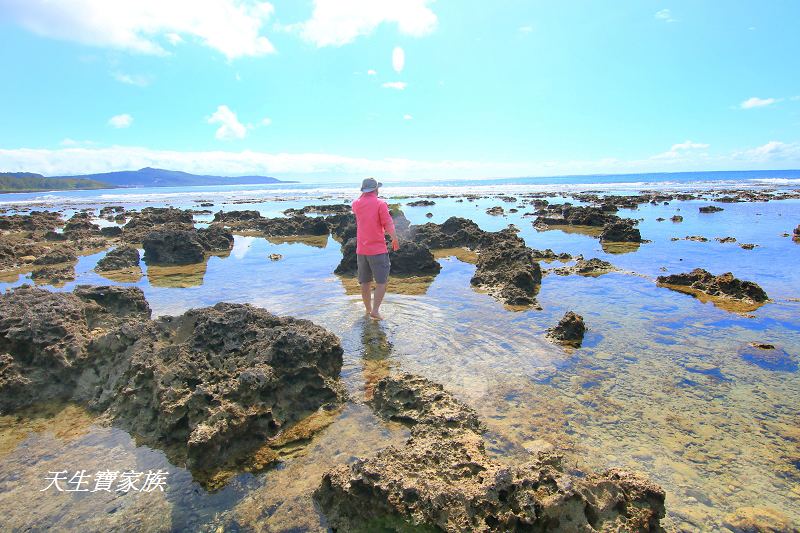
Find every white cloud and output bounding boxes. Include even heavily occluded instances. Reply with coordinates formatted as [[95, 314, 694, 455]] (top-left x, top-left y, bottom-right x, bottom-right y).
[[367, 69, 377, 76], [108, 114, 133, 128], [0, 0, 276, 59], [60, 138, 96, 147], [2, 140, 798, 181], [112, 72, 151, 87], [734, 141, 800, 162], [260, 117, 272, 126], [294, 0, 437, 47], [382, 81, 407, 90], [652, 140, 710, 160], [403, 114, 413, 120], [208, 105, 247, 140], [165, 32, 184, 45], [392, 46, 405, 73], [655, 9, 675, 22], [740, 96, 779, 109]]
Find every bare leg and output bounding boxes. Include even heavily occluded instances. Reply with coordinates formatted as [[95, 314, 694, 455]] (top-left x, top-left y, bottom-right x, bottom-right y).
[[360, 282, 373, 315], [371, 283, 387, 319]]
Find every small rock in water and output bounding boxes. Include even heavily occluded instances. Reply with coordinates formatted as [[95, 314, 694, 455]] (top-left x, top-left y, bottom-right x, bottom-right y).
[[268, 253, 283, 261], [657, 268, 768, 305], [715, 236, 737, 243], [546, 311, 586, 347], [699, 205, 724, 213], [425, 212, 433, 218], [96, 245, 140, 271], [740, 243, 757, 250], [671, 215, 684, 222]]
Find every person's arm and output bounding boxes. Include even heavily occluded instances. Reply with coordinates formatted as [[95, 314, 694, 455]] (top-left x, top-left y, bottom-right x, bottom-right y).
[[379, 202, 399, 251]]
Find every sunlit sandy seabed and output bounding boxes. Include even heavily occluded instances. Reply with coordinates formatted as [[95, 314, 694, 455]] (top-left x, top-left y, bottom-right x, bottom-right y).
[[0, 187, 798, 531]]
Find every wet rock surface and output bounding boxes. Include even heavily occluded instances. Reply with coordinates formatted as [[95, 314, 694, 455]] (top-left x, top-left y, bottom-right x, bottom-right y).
[[104, 302, 345, 468], [471, 239, 542, 307], [122, 207, 195, 243], [95, 245, 140, 271], [30, 263, 76, 285], [213, 210, 329, 236], [552, 257, 618, 277], [142, 225, 233, 265], [0, 210, 63, 232], [534, 205, 618, 228], [32, 247, 77, 265], [143, 229, 206, 265], [546, 311, 586, 347], [657, 269, 768, 305], [408, 217, 542, 306], [699, 206, 724, 213], [0, 286, 345, 474], [334, 239, 441, 277], [315, 373, 666, 532], [0, 285, 151, 413], [600, 218, 642, 243], [531, 248, 572, 261]]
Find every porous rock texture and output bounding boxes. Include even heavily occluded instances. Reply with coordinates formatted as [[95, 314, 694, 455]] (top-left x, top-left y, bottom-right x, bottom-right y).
[[121, 207, 195, 243], [95, 245, 140, 271], [533, 205, 618, 228], [315, 373, 666, 532], [212, 210, 329, 236], [470, 239, 542, 306], [0, 286, 344, 471], [0, 285, 151, 413], [552, 258, 618, 277], [599, 219, 642, 243], [546, 311, 586, 347], [656, 269, 768, 304], [142, 226, 234, 265], [334, 238, 441, 277], [103, 302, 345, 468], [408, 217, 542, 306]]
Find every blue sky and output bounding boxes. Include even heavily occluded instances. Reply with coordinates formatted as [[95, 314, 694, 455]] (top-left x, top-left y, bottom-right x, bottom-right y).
[[0, 0, 798, 180]]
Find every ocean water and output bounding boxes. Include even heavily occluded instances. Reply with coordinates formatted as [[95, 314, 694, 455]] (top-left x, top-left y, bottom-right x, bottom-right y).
[[0, 172, 799, 531]]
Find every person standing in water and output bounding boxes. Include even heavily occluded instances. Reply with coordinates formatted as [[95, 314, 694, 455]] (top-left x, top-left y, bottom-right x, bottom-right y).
[[352, 177, 399, 320]]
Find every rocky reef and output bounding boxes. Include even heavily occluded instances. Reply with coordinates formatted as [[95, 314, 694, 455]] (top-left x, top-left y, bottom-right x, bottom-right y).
[[0, 286, 345, 473], [0, 285, 151, 412], [142, 226, 233, 265], [95, 245, 140, 271], [334, 238, 441, 277], [546, 311, 586, 347], [408, 217, 542, 307], [551, 257, 618, 277], [600, 219, 642, 243], [533, 204, 617, 228], [121, 207, 195, 243], [315, 373, 666, 532], [470, 239, 542, 306], [657, 269, 768, 309], [212, 210, 329, 236]]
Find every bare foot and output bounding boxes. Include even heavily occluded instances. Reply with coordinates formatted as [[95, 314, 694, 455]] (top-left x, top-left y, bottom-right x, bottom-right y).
[[369, 312, 383, 320]]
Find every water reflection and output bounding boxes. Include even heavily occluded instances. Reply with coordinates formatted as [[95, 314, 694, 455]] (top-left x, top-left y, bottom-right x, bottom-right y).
[[145, 261, 208, 288], [359, 318, 395, 400]]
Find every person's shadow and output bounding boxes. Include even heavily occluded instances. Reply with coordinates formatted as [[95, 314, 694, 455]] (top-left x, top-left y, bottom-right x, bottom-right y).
[[359, 319, 394, 401]]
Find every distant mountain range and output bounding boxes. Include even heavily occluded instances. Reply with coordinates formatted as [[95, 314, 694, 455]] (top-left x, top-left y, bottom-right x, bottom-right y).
[[0, 167, 291, 192]]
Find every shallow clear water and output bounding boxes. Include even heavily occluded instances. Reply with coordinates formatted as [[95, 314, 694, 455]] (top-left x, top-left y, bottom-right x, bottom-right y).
[[1, 187, 799, 531]]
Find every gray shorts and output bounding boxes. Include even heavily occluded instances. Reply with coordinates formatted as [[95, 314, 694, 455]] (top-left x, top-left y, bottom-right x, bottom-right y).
[[357, 253, 391, 284]]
